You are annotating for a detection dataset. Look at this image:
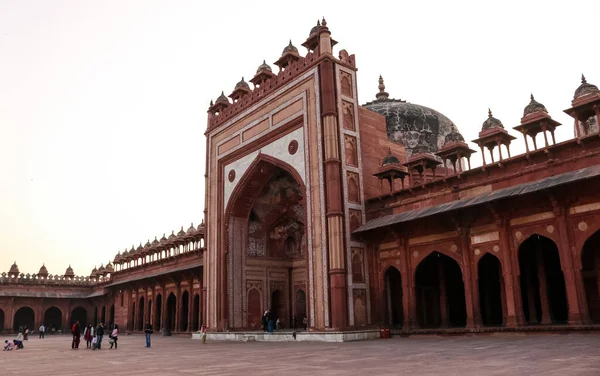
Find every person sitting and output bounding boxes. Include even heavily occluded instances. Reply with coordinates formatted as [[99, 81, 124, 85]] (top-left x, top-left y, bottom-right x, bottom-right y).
[[14, 333, 24, 349], [3, 340, 14, 351]]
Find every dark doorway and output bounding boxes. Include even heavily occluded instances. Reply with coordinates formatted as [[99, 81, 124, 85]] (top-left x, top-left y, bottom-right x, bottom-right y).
[[155, 294, 162, 329], [478, 253, 503, 326], [581, 230, 600, 322], [71, 307, 88, 327], [384, 267, 404, 328], [192, 294, 200, 331], [167, 293, 176, 331], [415, 252, 467, 328], [518, 235, 568, 324], [109, 305, 115, 327], [180, 291, 189, 331], [295, 289, 307, 325], [271, 290, 284, 322], [0, 309, 4, 331], [130, 303, 135, 331], [138, 297, 145, 331], [13, 306, 35, 331], [44, 306, 62, 331], [101, 306, 106, 324], [94, 306, 98, 325], [148, 300, 152, 328]]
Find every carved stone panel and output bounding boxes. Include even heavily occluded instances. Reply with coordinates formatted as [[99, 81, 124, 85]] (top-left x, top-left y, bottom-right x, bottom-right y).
[[347, 171, 360, 203], [351, 248, 364, 283], [342, 102, 355, 131], [353, 289, 367, 327], [344, 135, 358, 167], [349, 209, 362, 233], [340, 72, 353, 98]]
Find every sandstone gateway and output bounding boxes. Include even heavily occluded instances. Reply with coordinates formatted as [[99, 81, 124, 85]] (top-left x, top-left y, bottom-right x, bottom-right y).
[[3, 20, 600, 339]]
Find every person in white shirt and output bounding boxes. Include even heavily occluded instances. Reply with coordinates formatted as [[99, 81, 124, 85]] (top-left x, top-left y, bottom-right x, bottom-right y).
[[39, 324, 46, 339]]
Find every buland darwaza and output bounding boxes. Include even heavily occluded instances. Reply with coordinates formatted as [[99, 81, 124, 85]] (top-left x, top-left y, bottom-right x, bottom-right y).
[[3, 20, 600, 340]]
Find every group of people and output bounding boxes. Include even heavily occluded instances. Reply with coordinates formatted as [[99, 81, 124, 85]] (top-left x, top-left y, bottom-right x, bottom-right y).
[[71, 321, 118, 350], [3, 326, 28, 351], [261, 311, 308, 333]]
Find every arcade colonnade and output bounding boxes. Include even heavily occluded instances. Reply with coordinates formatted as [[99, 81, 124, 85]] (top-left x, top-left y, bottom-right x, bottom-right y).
[[373, 213, 600, 330]]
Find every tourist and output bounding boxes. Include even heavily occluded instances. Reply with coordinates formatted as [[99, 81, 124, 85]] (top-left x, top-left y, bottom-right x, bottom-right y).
[[83, 323, 94, 348], [91, 335, 98, 350], [14, 332, 24, 349], [276, 318, 281, 331], [144, 321, 153, 348], [109, 324, 118, 349], [39, 323, 45, 339], [23, 326, 29, 340], [96, 323, 105, 349], [200, 324, 207, 344], [18, 325, 23, 334], [262, 311, 268, 332], [303, 316, 308, 331], [4, 340, 14, 351], [71, 321, 81, 349]]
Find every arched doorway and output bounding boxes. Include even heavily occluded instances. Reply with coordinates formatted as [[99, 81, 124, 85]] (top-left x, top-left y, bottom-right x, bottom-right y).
[[71, 307, 87, 327], [295, 289, 307, 325], [101, 306, 106, 324], [129, 303, 135, 331], [166, 293, 176, 331], [155, 294, 162, 329], [138, 297, 145, 331], [192, 294, 200, 331], [0, 309, 4, 331], [384, 267, 403, 328], [518, 234, 568, 324], [415, 252, 466, 328], [478, 253, 503, 326], [93, 306, 98, 325], [226, 158, 307, 329], [180, 291, 189, 331], [148, 300, 152, 328], [44, 306, 62, 331], [13, 306, 35, 331], [581, 230, 600, 322], [109, 305, 115, 327]]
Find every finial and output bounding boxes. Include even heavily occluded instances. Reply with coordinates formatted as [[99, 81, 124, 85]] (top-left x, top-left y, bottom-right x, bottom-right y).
[[378, 75, 385, 92], [209, 100, 213, 106], [181, 226, 184, 230], [530, 93, 534, 101], [201, 219, 204, 224], [488, 108, 493, 117], [317, 20, 321, 27], [322, 17, 327, 27], [387, 146, 392, 154], [155, 236, 157, 240], [191, 222, 194, 227], [172, 230, 175, 234], [582, 74, 587, 84], [263, 59, 266, 64]]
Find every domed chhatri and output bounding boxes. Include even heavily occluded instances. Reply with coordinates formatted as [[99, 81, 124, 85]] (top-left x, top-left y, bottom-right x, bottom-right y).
[[309, 20, 321, 36], [282, 40, 299, 55], [187, 223, 196, 235], [65, 265, 74, 277], [9, 261, 19, 275], [481, 109, 504, 131], [382, 149, 400, 166], [256, 60, 272, 73], [215, 91, 229, 106], [574, 74, 599, 100], [177, 226, 186, 236], [38, 264, 48, 277], [364, 76, 458, 158], [444, 124, 465, 145], [523, 94, 548, 116], [234, 77, 249, 90], [90, 266, 98, 277]]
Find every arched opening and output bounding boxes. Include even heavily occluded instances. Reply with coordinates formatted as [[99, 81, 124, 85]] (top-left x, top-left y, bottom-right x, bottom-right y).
[[384, 267, 404, 328], [0, 309, 4, 331], [226, 157, 306, 329], [155, 294, 162, 329], [71, 307, 87, 328], [130, 302, 135, 331], [180, 291, 189, 331], [109, 305, 115, 327], [148, 300, 152, 328], [43, 306, 62, 331], [13, 306, 35, 331], [295, 289, 306, 325], [93, 306, 98, 325], [138, 297, 145, 331], [415, 252, 466, 328], [518, 234, 568, 324], [478, 253, 503, 326], [247, 289, 262, 329], [581, 230, 600, 322], [166, 293, 176, 331], [192, 294, 200, 331], [101, 306, 106, 324]]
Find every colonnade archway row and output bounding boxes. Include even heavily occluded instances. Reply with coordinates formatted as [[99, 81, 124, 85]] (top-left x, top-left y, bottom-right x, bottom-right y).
[[478, 253, 504, 326], [43, 306, 62, 330], [415, 252, 466, 328], [581, 230, 600, 322], [518, 234, 568, 324], [13, 306, 35, 331]]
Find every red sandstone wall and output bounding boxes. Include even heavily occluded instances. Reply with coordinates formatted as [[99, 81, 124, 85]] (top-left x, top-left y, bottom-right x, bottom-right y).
[[358, 106, 407, 200]]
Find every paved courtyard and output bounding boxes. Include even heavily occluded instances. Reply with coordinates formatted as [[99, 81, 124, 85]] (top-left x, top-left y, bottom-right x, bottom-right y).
[[1, 333, 600, 375]]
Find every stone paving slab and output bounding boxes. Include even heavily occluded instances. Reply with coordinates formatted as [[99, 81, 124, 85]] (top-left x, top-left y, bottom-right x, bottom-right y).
[[1, 333, 600, 375]]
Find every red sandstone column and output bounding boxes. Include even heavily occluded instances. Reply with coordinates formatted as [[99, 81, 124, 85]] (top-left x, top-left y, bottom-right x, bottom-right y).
[[319, 56, 348, 330], [161, 285, 167, 331], [399, 238, 412, 330], [460, 232, 476, 329], [174, 283, 181, 332], [535, 248, 552, 324], [555, 211, 584, 324], [188, 280, 194, 332], [498, 225, 518, 327]]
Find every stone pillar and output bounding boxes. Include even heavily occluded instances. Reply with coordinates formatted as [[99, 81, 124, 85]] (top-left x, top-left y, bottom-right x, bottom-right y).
[[174, 283, 181, 332], [535, 248, 552, 324], [460, 231, 476, 328], [499, 224, 519, 327], [188, 279, 194, 332], [320, 57, 347, 330], [437, 260, 448, 328], [399, 238, 413, 330], [160, 285, 167, 330]]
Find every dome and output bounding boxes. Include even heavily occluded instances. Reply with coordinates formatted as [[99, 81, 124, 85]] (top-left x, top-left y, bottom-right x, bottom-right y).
[[234, 77, 249, 90], [136, 243, 143, 253], [256, 60, 272, 74], [309, 20, 321, 36], [481, 109, 504, 131], [152, 237, 159, 246], [144, 239, 151, 248], [168, 230, 176, 240], [444, 124, 465, 145], [364, 76, 457, 159], [65, 265, 74, 277], [177, 226, 186, 236], [197, 221, 205, 231], [9, 262, 19, 275], [105, 262, 114, 272], [215, 91, 229, 106], [282, 40, 298, 55], [187, 223, 196, 235], [523, 94, 547, 116], [574, 74, 599, 99], [97, 264, 105, 274], [382, 149, 400, 166], [90, 266, 98, 277], [38, 264, 48, 277]]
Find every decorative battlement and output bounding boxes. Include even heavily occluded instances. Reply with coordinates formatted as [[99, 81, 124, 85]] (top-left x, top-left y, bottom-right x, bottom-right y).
[[0, 272, 108, 286]]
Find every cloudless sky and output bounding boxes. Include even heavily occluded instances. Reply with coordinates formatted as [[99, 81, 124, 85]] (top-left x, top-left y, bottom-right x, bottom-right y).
[[1, 0, 598, 276]]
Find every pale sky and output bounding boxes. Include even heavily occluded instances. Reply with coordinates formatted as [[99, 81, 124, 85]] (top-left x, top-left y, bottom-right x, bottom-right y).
[[1, 0, 598, 276]]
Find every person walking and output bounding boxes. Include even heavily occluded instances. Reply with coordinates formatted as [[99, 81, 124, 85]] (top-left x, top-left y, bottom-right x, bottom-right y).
[[144, 322, 153, 348], [71, 321, 81, 349], [83, 323, 94, 348], [200, 324, 207, 344], [23, 326, 29, 340], [109, 324, 118, 349], [39, 324, 45, 339], [95, 323, 105, 350]]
